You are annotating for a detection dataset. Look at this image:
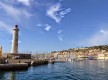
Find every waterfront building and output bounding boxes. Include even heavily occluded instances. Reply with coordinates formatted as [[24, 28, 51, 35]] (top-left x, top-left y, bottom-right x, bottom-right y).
[[97, 53, 105, 60], [97, 50, 108, 60], [67, 52, 77, 61], [44, 54, 49, 59], [104, 53, 108, 59], [69, 52, 77, 59], [50, 45, 108, 60], [76, 52, 85, 59], [62, 51, 67, 60], [53, 52, 58, 60], [58, 52, 64, 60], [49, 52, 54, 59], [88, 51, 97, 59], [32, 53, 49, 60]]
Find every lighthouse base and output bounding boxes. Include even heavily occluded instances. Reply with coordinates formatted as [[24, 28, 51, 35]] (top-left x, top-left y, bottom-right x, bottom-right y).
[[2, 53, 31, 59]]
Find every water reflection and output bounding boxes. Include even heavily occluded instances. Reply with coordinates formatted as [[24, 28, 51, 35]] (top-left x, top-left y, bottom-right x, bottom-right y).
[[97, 60, 106, 68], [0, 72, 5, 80], [9, 72, 16, 80], [0, 72, 16, 80]]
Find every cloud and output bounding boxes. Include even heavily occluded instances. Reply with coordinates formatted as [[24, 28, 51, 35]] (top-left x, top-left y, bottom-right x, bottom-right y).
[[47, 3, 71, 23], [89, 29, 108, 45], [58, 35, 63, 42], [59, 8, 71, 18], [58, 30, 63, 42], [100, 30, 106, 34], [17, 0, 30, 6], [36, 24, 42, 27], [0, 1, 31, 21], [0, 21, 12, 34], [36, 23, 52, 32], [44, 24, 51, 31], [47, 3, 61, 23], [58, 30, 63, 34], [80, 29, 108, 46]]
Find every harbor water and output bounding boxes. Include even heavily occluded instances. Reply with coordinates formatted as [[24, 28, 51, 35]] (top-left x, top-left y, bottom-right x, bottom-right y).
[[0, 60, 108, 80]]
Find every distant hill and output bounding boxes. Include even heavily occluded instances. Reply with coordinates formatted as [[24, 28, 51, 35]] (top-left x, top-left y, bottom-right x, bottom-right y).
[[51, 45, 108, 53]]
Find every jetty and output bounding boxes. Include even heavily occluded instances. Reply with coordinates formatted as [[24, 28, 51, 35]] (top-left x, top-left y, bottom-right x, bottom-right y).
[[0, 63, 28, 71], [0, 59, 48, 71]]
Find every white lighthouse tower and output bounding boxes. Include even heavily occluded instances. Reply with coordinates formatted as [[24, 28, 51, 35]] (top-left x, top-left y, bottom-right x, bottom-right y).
[[11, 25, 19, 54]]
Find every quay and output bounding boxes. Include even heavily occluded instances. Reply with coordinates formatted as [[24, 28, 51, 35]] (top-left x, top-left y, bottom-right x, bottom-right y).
[[0, 63, 28, 71], [6, 59, 48, 64], [0, 59, 48, 71]]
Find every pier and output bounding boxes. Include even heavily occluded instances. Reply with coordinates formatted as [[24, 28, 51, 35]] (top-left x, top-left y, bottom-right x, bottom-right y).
[[0, 63, 28, 71], [0, 59, 48, 71]]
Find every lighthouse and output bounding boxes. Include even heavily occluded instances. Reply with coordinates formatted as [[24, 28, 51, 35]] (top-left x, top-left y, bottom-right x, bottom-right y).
[[11, 25, 19, 54], [0, 46, 2, 58]]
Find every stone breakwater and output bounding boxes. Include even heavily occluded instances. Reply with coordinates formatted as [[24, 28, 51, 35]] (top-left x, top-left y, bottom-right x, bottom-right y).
[[0, 58, 5, 64], [0, 63, 28, 70], [0, 59, 48, 71]]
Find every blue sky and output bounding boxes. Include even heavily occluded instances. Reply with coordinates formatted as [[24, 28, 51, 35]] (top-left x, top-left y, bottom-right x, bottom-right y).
[[0, 0, 108, 53]]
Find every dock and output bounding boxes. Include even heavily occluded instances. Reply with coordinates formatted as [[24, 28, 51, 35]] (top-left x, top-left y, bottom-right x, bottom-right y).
[[0, 63, 28, 71], [0, 59, 49, 71]]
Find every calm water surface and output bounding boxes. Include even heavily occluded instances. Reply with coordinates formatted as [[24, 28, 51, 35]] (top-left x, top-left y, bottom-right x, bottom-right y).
[[0, 60, 108, 80]]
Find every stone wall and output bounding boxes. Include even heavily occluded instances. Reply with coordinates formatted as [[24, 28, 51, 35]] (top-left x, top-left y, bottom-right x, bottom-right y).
[[3, 53, 31, 59], [0, 58, 5, 64]]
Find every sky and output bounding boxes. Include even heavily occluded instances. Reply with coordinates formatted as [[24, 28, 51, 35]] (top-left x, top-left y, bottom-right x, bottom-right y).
[[0, 0, 108, 53]]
